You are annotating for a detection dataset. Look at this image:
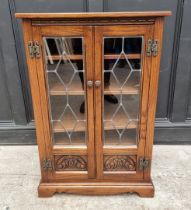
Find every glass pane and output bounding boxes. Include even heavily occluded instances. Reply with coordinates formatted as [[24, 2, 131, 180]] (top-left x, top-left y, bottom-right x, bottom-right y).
[[43, 37, 86, 146], [103, 37, 143, 146]]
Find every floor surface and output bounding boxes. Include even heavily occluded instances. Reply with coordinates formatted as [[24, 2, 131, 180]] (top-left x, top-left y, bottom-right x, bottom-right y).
[[0, 145, 191, 210]]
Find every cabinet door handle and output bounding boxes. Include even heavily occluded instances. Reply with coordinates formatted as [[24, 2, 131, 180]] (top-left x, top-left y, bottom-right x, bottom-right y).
[[95, 80, 101, 87], [87, 80, 93, 87]]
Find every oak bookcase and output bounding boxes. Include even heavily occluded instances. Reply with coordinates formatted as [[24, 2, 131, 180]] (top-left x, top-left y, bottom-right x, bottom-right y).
[[16, 11, 171, 197]]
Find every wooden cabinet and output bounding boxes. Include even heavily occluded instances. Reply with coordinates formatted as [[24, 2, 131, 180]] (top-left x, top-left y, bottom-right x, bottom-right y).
[[16, 11, 171, 197]]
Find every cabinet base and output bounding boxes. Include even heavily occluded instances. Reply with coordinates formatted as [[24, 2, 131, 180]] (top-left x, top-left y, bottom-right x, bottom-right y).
[[38, 181, 154, 197]]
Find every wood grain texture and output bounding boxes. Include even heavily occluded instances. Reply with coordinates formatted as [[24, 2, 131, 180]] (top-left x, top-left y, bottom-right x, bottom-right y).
[[38, 181, 154, 197], [53, 146, 87, 155], [53, 171, 88, 180], [32, 26, 54, 180], [94, 26, 103, 179], [40, 25, 84, 36], [46, 54, 141, 61], [144, 17, 165, 181], [18, 12, 169, 196], [104, 155, 136, 171], [84, 26, 96, 179], [22, 20, 48, 181], [54, 155, 87, 171], [15, 11, 171, 19], [32, 25, 94, 181], [94, 24, 153, 181]]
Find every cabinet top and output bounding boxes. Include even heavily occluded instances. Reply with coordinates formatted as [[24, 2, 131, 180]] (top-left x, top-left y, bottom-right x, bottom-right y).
[[15, 11, 171, 19]]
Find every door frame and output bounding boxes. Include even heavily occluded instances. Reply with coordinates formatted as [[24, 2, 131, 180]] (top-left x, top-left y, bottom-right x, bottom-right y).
[[32, 25, 95, 180], [94, 24, 154, 180]]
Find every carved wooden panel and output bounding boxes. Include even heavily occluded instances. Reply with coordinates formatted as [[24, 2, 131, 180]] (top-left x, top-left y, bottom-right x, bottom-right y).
[[32, 18, 155, 26], [54, 155, 87, 171], [104, 155, 136, 171]]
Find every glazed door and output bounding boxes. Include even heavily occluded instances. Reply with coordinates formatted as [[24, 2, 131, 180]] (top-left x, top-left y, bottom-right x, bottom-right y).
[[33, 25, 95, 180], [94, 25, 153, 180]]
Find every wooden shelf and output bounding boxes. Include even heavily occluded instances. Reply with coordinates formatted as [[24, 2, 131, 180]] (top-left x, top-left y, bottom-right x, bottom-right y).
[[54, 133, 86, 145], [104, 137, 136, 146], [49, 83, 84, 95], [104, 86, 138, 95], [50, 85, 138, 96], [52, 121, 85, 133], [53, 130, 137, 146], [46, 53, 141, 61], [104, 120, 137, 130], [104, 54, 141, 60], [50, 85, 139, 134], [52, 121, 137, 146], [49, 76, 139, 96], [104, 129, 137, 146], [48, 71, 84, 95], [47, 52, 140, 96], [52, 120, 137, 133], [52, 110, 137, 133], [47, 54, 83, 61], [104, 103, 138, 131]]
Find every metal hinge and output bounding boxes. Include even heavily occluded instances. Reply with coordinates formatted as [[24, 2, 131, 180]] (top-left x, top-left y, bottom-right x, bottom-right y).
[[139, 157, 150, 171], [146, 39, 159, 57], [28, 41, 41, 58], [42, 159, 53, 171]]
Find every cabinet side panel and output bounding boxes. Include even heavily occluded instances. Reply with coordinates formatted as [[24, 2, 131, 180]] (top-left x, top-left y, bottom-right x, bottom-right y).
[[144, 17, 165, 180], [22, 20, 48, 181]]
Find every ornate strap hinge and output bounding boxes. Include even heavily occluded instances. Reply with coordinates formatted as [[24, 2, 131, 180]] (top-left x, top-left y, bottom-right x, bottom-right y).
[[146, 39, 159, 57], [42, 159, 53, 171], [28, 41, 41, 58], [139, 157, 150, 171]]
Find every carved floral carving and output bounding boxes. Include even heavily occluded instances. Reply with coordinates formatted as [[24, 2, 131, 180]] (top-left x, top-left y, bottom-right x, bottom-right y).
[[54, 155, 87, 171], [104, 155, 136, 171]]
